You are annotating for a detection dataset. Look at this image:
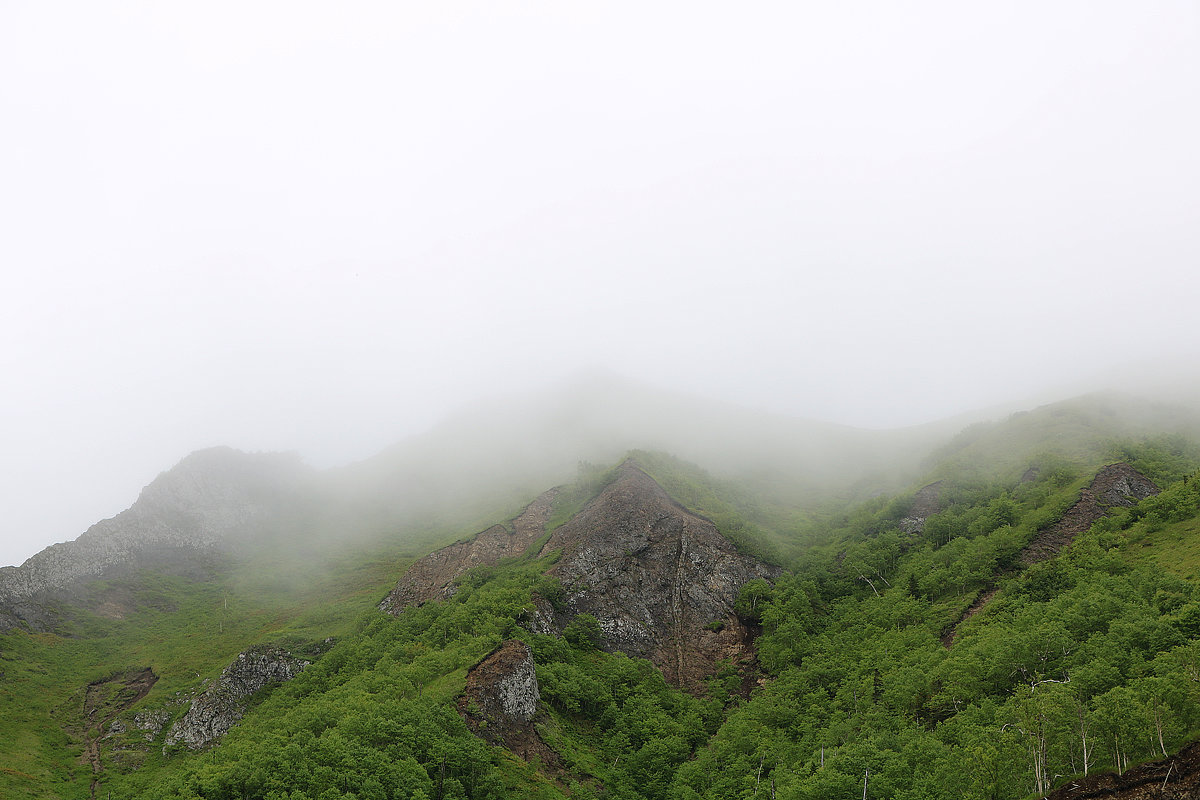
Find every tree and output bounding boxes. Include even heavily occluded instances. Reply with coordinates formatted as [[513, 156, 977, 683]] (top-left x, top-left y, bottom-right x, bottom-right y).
[[564, 614, 605, 651]]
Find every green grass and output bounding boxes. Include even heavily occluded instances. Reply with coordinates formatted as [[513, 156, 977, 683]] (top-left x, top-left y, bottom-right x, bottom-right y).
[[0, 530, 420, 800], [1126, 515, 1200, 580]]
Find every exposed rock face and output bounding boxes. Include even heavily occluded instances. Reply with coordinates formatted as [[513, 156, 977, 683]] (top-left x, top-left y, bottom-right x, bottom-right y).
[[132, 709, 171, 742], [383, 461, 782, 694], [898, 481, 943, 534], [458, 640, 554, 765], [0, 448, 313, 630], [164, 645, 308, 751], [1020, 463, 1159, 566], [461, 640, 540, 724], [378, 488, 558, 613], [535, 462, 782, 692]]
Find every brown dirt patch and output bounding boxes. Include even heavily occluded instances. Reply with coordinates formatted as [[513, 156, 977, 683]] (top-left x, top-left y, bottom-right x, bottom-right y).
[[941, 586, 998, 647], [1045, 741, 1200, 799], [77, 667, 157, 798]]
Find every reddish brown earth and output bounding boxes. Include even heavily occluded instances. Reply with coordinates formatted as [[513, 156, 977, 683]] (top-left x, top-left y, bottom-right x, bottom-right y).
[[1044, 741, 1200, 799], [378, 487, 558, 612]]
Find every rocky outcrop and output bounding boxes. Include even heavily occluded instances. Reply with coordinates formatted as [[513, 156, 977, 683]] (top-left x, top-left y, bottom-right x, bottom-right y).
[[384, 461, 782, 694], [1020, 463, 1159, 566], [460, 640, 540, 725], [899, 481, 943, 534], [164, 645, 307, 751], [535, 462, 781, 692], [0, 448, 313, 630], [379, 488, 559, 613], [132, 709, 171, 742], [458, 640, 555, 765]]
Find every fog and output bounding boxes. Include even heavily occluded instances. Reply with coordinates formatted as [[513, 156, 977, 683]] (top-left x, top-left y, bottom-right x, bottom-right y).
[[2, 2, 1199, 568]]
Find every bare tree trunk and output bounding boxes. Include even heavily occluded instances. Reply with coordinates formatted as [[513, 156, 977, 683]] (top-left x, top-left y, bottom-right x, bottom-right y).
[[1153, 702, 1168, 757], [1077, 702, 1092, 776]]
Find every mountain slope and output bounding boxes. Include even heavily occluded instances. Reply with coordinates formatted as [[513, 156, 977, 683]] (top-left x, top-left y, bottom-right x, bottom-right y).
[[382, 460, 781, 692], [5, 386, 1200, 799], [0, 448, 315, 631]]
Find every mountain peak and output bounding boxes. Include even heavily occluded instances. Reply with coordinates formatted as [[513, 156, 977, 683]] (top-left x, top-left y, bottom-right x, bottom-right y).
[[0, 448, 311, 630], [533, 460, 781, 691], [382, 459, 781, 692]]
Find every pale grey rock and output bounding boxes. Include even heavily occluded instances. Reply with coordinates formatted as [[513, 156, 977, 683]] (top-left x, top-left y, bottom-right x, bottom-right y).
[[460, 640, 540, 724], [898, 480, 943, 534], [133, 709, 171, 742], [0, 448, 312, 629], [164, 645, 308, 751], [495, 653, 539, 722], [458, 640, 555, 763]]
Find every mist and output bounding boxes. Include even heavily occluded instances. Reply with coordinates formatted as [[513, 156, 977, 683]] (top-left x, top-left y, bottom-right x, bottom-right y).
[[2, 2, 1199, 568]]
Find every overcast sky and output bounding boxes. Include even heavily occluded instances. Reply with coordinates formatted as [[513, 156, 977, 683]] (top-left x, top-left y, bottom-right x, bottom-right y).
[[2, 1, 1198, 568]]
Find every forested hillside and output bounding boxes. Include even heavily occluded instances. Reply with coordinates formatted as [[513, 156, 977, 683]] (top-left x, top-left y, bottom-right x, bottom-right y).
[[4, 394, 1200, 799]]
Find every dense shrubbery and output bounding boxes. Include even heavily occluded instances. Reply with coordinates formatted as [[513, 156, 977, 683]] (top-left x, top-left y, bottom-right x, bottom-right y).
[[672, 456, 1200, 800], [13, 435, 1200, 800]]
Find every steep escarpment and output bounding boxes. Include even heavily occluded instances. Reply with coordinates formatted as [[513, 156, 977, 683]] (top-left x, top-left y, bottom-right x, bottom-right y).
[[163, 645, 308, 751], [378, 487, 558, 613], [1020, 462, 1159, 565], [0, 448, 313, 630], [379, 460, 782, 690], [383, 461, 781, 693], [534, 462, 782, 691]]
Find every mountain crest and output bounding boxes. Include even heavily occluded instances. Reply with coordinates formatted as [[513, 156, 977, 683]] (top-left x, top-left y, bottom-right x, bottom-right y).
[[0, 447, 310, 630]]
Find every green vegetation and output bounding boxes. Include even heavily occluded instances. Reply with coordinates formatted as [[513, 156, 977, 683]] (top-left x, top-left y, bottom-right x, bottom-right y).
[[6, 402, 1200, 799]]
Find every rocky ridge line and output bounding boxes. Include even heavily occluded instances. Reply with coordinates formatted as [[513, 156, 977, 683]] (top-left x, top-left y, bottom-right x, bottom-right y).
[[943, 463, 1159, 647], [0, 448, 311, 630], [533, 462, 782, 691]]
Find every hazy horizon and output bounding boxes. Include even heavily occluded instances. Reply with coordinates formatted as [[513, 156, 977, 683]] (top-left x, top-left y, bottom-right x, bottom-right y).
[[3, 2, 1199, 567]]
